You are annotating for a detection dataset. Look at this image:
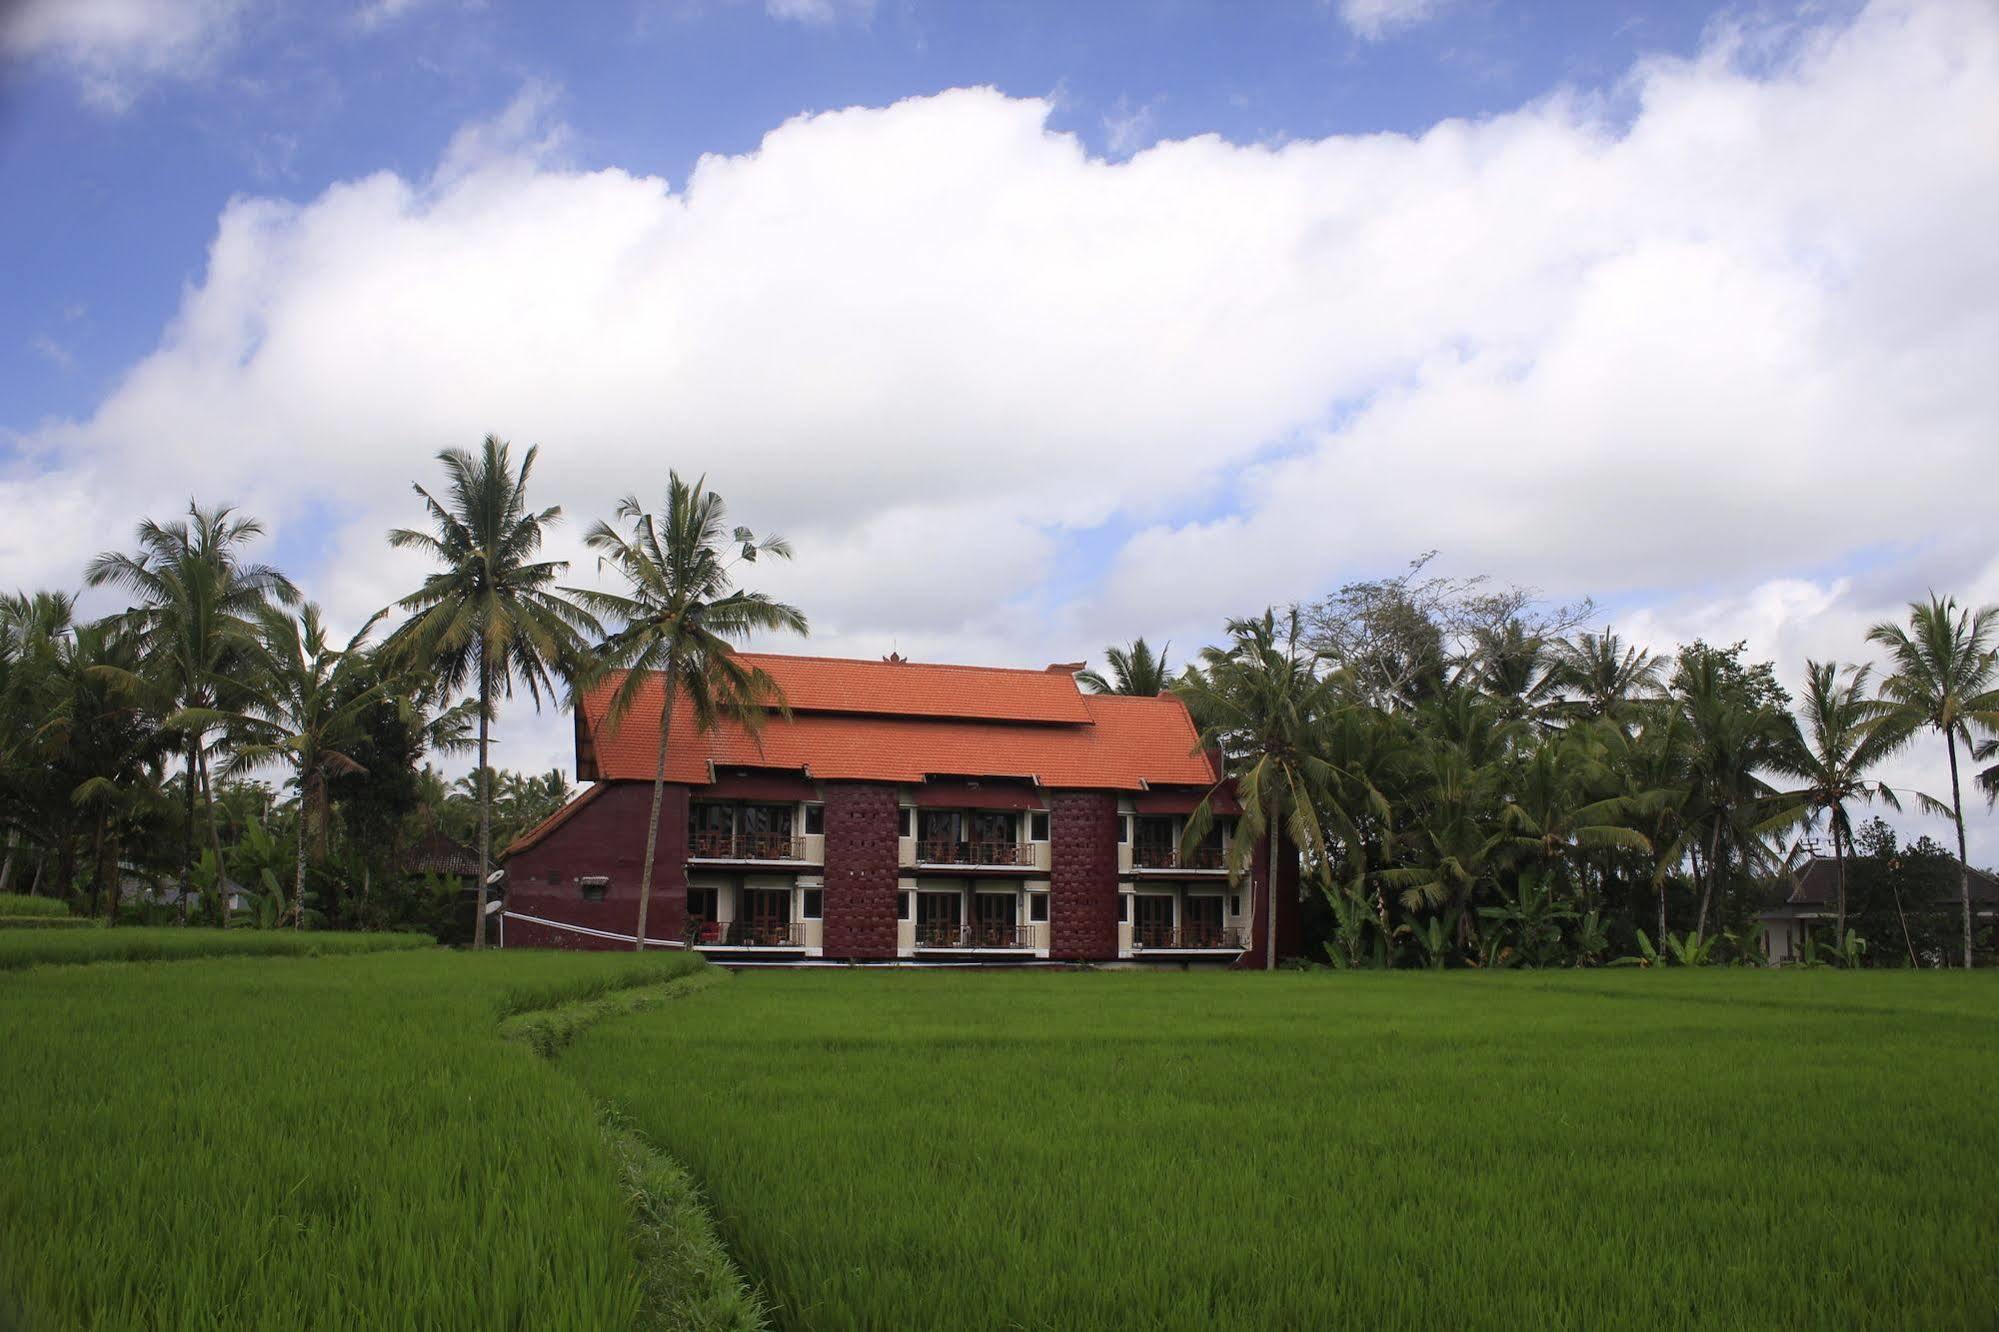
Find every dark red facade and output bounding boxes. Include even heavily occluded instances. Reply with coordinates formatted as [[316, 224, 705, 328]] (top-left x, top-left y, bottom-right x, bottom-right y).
[[502, 782, 689, 949], [1236, 823, 1302, 969], [820, 782, 901, 960], [1047, 791, 1119, 960]]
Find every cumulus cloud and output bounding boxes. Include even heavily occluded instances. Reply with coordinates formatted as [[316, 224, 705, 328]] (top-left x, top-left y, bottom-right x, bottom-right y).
[[0, 0, 249, 109], [6, 0, 1998, 859], [1336, 0, 1447, 41]]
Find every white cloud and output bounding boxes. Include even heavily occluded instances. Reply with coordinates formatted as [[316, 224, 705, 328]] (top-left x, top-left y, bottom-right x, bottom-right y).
[[764, 0, 874, 25], [6, 0, 1998, 866], [0, 0, 249, 109], [1336, 0, 1446, 41]]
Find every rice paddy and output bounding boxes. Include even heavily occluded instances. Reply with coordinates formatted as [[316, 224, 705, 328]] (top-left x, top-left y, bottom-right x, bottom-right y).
[[4, 948, 1995, 1330], [0, 945, 712, 1329], [0, 924, 433, 969], [560, 969, 1999, 1331]]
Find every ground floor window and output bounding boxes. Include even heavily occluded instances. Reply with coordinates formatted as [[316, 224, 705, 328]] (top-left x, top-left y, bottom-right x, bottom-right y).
[[687, 887, 719, 922], [916, 891, 961, 944], [972, 891, 1018, 945]]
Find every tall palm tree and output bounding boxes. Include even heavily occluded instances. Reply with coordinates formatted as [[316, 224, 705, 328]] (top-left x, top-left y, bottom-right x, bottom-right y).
[[1549, 629, 1665, 724], [1178, 609, 1371, 971], [1769, 661, 1900, 942], [1867, 595, 1999, 968], [385, 436, 598, 948], [192, 605, 385, 927], [571, 473, 807, 950], [1078, 639, 1172, 695], [86, 503, 298, 913]]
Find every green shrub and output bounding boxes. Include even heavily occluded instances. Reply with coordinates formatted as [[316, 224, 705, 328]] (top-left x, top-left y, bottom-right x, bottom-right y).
[[0, 894, 68, 918]]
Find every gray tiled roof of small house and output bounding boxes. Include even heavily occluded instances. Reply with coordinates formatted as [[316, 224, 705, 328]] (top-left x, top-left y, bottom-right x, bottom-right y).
[[1780, 855, 1999, 907]]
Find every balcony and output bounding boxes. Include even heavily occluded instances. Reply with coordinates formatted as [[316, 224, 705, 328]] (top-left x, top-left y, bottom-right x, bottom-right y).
[[913, 922, 1035, 950], [687, 831, 808, 862], [1131, 843, 1227, 872], [915, 839, 1036, 868], [687, 919, 807, 948], [1131, 924, 1244, 951]]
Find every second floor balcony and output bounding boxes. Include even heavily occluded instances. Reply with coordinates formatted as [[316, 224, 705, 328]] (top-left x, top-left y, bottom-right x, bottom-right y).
[[913, 921, 1035, 950], [915, 838, 1036, 868], [687, 919, 807, 948], [1131, 923, 1244, 951], [687, 830, 809, 862], [1131, 843, 1227, 872]]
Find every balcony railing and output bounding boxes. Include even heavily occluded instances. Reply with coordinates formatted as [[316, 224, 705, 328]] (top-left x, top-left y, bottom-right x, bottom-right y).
[[686, 831, 808, 861], [1131, 844, 1227, 871], [686, 919, 806, 948], [1131, 924, 1244, 950], [914, 839, 1036, 867], [913, 921, 1035, 949]]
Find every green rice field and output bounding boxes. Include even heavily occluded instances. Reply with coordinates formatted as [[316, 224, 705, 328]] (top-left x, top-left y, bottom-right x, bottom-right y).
[[0, 924, 433, 969], [561, 970, 1999, 1331], [3, 950, 1995, 1329]]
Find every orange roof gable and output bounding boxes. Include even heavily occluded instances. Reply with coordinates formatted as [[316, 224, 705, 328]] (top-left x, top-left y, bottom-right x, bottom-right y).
[[576, 654, 1217, 792]]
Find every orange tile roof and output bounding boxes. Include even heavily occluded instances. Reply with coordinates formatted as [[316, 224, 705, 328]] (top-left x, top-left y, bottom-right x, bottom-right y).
[[693, 652, 1093, 723], [576, 655, 1218, 792]]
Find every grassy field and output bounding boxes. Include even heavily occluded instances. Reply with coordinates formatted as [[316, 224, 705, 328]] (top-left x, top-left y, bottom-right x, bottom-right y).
[[0, 924, 434, 969], [0, 945, 721, 1329], [561, 970, 1999, 1331]]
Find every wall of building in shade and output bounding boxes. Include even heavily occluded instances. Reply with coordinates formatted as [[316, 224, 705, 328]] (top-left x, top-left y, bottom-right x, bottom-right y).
[[500, 779, 1300, 967]]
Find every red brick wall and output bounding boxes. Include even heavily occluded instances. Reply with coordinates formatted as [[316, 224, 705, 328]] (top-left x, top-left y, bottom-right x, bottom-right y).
[[502, 781, 689, 950], [821, 782, 900, 959], [1237, 824, 1302, 968], [1049, 791, 1118, 960]]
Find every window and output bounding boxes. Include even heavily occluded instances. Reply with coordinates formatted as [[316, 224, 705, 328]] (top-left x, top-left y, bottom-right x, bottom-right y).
[[1029, 892, 1049, 923], [1118, 894, 1130, 923], [544, 870, 559, 885], [1117, 816, 1130, 844], [970, 810, 1015, 845], [899, 891, 913, 921], [579, 876, 609, 903], [1030, 811, 1050, 841], [800, 889, 823, 920], [687, 887, 719, 923], [898, 807, 913, 837], [804, 804, 825, 835], [1229, 895, 1242, 917]]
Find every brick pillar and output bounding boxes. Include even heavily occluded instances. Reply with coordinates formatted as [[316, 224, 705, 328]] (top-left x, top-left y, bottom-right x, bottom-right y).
[[821, 782, 900, 959], [1238, 823, 1301, 969], [1049, 791, 1118, 960]]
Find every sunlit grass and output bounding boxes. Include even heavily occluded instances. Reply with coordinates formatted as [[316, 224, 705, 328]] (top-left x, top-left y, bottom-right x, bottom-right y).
[[0, 948, 710, 1329], [562, 970, 1999, 1331]]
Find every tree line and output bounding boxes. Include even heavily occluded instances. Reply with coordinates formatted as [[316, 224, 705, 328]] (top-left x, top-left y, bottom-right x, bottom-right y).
[[1116, 555, 1999, 968], [3, 440, 1994, 967]]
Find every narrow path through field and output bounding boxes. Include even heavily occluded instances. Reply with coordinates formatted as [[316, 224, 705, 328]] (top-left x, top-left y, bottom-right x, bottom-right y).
[[499, 967, 769, 1332]]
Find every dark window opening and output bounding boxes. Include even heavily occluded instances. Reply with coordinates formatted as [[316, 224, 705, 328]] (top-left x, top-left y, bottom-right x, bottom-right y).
[[1229, 895, 1242, 917], [1134, 894, 1175, 946], [1117, 816, 1130, 844], [1029, 892, 1049, 923], [1030, 811, 1050, 841], [899, 890, 913, 921], [801, 889, 823, 919], [687, 888, 719, 923], [1118, 895, 1129, 923], [898, 807, 913, 837], [804, 804, 825, 835]]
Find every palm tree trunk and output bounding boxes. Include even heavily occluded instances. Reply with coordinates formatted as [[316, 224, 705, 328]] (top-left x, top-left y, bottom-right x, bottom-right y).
[[634, 670, 678, 952], [1946, 728, 1972, 969], [1695, 822, 1721, 941], [199, 745, 227, 926], [1832, 815, 1847, 943], [181, 733, 199, 923], [474, 652, 492, 950], [0, 828, 16, 893], [1263, 787, 1281, 972], [28, 851, 45, 897]]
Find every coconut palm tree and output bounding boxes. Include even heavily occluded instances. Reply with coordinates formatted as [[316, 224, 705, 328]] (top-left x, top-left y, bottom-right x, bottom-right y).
[[86, 503, 298, 913], [1078, 639, 1172, 695], [1178, 609, 1372, 971], [385, 436, 598, 948], [1549, 629, 1665, 724], [1768, 661, 1901, 942], [571, 473, 807, 951], [1867, 595, 1999, 968], [191, 605, 386, 927]]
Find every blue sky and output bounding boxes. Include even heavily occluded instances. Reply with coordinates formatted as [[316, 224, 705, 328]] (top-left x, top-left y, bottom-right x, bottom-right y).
[[1, 0, 1995, 858]]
